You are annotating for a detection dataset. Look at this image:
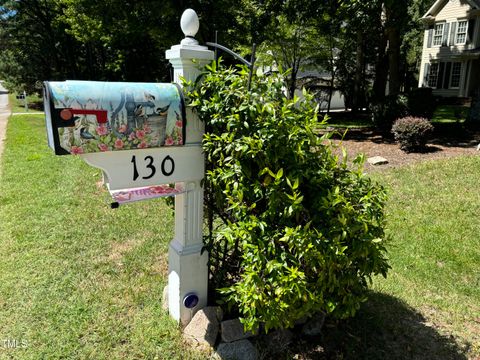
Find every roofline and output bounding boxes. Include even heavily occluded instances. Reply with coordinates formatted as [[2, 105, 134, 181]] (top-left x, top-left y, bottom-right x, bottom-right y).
[[422, 0, 480, 19], [422, 0, 445, 19]]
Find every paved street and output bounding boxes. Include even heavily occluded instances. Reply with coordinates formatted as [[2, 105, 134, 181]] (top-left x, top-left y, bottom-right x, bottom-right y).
[[0, 83, 10, 172]]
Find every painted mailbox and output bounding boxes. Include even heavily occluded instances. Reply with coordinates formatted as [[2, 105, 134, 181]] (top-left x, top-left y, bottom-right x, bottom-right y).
[[43, 80, 186, 155]]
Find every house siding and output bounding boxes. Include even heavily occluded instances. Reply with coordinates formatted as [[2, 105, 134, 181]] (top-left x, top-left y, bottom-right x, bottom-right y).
[[436, 0, 471, 20], [418, 0, 480, 96]]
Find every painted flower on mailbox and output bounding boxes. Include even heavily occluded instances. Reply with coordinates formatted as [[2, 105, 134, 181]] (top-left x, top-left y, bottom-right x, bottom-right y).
[[96, 125, 108, 136], [114, 139, 124, 149], [49, 81, 185, 155], [98, 143, 109, 152], [70, 146, 84, 155]]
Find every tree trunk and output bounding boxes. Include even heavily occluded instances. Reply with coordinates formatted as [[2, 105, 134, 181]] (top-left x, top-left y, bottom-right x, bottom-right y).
[[327, 71, 335, 114], [352, 31, 364, 113], [288, 71, 297, 100], [387, 26, 401, 96], [373, 32, 388, 102]]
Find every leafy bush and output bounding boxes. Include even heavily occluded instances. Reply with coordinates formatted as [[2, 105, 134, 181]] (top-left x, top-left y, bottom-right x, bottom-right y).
[[391, 116, 434, 152], [466, 92, 480, 129], [370, 94, 409, 135], [186, 62, 389, 332], [407, 88, 437, 119]]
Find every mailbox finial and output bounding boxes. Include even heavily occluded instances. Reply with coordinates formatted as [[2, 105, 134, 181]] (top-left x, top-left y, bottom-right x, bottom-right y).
[[180, 9, 200, 46]]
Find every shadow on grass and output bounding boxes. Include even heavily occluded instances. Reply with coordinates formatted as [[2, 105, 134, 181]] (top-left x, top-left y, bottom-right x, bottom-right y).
[[28, 100, 44, 111], [292, 292, 469, 360]]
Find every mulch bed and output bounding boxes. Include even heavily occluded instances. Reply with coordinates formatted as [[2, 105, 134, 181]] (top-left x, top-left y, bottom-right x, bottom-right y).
[[327, 126, 480, 172]]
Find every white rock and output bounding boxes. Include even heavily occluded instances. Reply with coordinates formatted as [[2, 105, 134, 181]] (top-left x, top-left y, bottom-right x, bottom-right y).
[[367, 156, 388, 165]]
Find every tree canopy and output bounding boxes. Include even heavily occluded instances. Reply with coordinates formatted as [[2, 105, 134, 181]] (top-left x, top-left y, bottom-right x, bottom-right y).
[[0, 0, 433, 104]]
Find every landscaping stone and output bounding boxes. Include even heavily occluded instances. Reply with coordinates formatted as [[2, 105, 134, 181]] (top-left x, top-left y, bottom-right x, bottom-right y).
[[221, 318, 254, 343], [214, 339, 258, 360], [182, 306, 223, 349], [161, 285, 168, 311], [301, 313, 326, 336], [367, 156, 388, 165]]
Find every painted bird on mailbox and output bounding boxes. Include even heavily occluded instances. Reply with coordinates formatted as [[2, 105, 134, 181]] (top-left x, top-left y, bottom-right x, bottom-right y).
[[156, 104, 170, 116], [80, 127, 95, 140], [134, 104, 145, 117], [144, 92, 156, 102]]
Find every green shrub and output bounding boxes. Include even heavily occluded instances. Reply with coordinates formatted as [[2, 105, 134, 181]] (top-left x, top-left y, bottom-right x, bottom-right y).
[[391, 116, 434, 152], [370, 94, 409, 135], [407, 88, 437, 119], [186, 62, 389, 332], [466, 92, 480, 129]]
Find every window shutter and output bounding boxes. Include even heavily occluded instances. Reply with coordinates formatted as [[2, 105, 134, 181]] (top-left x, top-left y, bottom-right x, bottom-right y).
[[427, 27, 433, 48], [438, 62, 445, 89], [467, 19, 475, 44], [424, 63, 430, 87], [442, 23, 450, 46], [450, 22, 457, 45], [443, 62, 452, 89]]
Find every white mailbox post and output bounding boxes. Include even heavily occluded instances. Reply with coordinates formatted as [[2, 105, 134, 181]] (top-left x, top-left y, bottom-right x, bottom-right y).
[[43, 9, 214, 326], [165, 9, 214, 325]]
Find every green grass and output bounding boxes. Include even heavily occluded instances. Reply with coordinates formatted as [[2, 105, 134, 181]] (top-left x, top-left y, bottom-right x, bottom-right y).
[[315, 104, 471, 130], [372, 158, 480, 357], [431, 105, 470, 124], [8, 92, 43, 114], [321, 113, 372, 129], [1, 115, 479, 359], [0, 115, 206, 359], [285, 157, 480, 359]]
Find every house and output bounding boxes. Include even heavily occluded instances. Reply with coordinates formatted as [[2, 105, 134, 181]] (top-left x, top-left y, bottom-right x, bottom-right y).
[[418, 0, 480, 97], [295, 70, 346, 111]]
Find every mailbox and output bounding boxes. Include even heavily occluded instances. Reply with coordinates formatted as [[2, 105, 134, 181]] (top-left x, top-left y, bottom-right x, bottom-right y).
[[43, 80, 186, 155]]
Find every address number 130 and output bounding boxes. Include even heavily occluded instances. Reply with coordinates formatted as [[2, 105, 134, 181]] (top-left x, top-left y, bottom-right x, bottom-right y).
[[131, 155, 175, 181]]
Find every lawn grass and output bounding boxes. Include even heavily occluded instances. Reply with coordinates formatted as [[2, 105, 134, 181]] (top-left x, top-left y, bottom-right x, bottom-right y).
[[371, 157, 480, 357], [1, 115, 479, 359], [321, 112, 372, 129], [431, 104, 470, 124], [8, 92, 43, 113], [318, 103, 471, 129], [286, 156, 480, 359], [0, 115, 206, 359]]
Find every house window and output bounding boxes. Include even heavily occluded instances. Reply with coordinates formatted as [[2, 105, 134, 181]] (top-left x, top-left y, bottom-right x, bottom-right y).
[[433, 23, 445, 46], [455, 20, 468, 44], [428, 63, 440, 87], [450, 62, 462, 88]]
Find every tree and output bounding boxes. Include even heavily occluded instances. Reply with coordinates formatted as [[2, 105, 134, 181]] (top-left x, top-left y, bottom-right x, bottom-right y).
[[0, 0, 242, 90], [0, 0, 433, 109], [256, 15, 321, 99], [0, 0, 80, 92]]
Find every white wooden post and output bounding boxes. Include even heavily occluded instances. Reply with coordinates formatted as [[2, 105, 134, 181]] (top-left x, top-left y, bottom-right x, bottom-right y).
[[165, 9, 214, 326]]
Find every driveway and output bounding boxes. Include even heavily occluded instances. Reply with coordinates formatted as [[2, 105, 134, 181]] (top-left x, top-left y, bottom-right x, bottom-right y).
[[0, 83, 10, 171]]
